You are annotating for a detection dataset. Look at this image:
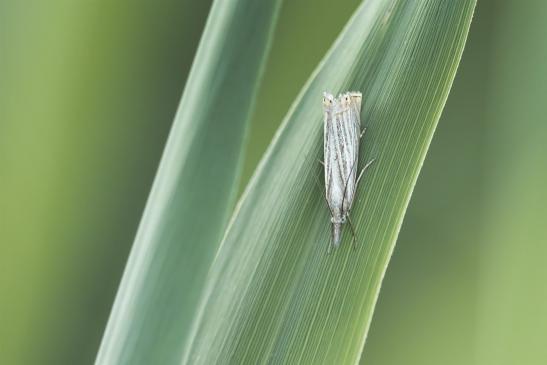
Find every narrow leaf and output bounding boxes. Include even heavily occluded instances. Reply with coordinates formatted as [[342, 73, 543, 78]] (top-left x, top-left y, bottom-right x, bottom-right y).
[[95, 1, 282, 364], [183, 0, 476, 364]]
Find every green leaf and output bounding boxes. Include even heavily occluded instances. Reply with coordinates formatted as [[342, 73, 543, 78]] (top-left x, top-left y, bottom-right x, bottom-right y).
[[95, 1, 282, 364], [182, 0, 476, 364]]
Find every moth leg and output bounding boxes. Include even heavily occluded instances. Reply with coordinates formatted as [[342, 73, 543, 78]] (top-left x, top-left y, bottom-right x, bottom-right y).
[[312, 172, 322, 190], [318, 159, 325, 167], [347, 216, 357, 250], [356, 158, 376, 186], [360, 127, 367, 139]]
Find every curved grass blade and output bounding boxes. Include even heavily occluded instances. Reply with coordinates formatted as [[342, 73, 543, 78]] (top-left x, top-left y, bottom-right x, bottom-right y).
[[182, 0, 476, 363], [95, 1, 282, 364]]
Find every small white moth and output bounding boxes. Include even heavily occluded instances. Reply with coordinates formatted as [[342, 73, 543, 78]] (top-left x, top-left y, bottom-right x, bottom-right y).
[[322, 91, 374, 253]]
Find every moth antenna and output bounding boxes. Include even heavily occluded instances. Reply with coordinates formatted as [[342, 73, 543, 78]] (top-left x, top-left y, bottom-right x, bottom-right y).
[[341, 156, 359, 211], [356, 158, 375, 186]]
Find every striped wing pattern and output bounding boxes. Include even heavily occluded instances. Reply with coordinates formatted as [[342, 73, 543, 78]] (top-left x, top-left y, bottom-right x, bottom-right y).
[[323, 92, 361, 222]]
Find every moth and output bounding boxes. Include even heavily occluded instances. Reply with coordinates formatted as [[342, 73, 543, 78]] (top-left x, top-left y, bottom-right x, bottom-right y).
[[321, 91, 374, 253]]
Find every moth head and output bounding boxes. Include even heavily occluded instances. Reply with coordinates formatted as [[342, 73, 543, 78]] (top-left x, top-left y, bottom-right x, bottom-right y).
[[340, 93, 352, 109], [323, 92, 334, 110]]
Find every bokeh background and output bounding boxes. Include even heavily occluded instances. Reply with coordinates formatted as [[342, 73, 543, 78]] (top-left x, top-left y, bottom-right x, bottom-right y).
[[1, 0, 546, 364]]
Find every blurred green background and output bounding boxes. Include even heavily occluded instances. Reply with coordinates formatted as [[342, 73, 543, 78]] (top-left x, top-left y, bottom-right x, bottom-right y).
[[1, 0, 546, 364]]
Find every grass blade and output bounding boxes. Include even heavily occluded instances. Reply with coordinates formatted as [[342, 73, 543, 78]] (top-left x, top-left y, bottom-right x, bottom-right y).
[[182, 0, 476, 363], [95, 1, 282, 364]]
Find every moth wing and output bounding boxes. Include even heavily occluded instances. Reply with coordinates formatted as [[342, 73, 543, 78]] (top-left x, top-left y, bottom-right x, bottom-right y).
[[341, 95, 362, 211], [323, 93, 335, 206], [323, 92, 334, 154]]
